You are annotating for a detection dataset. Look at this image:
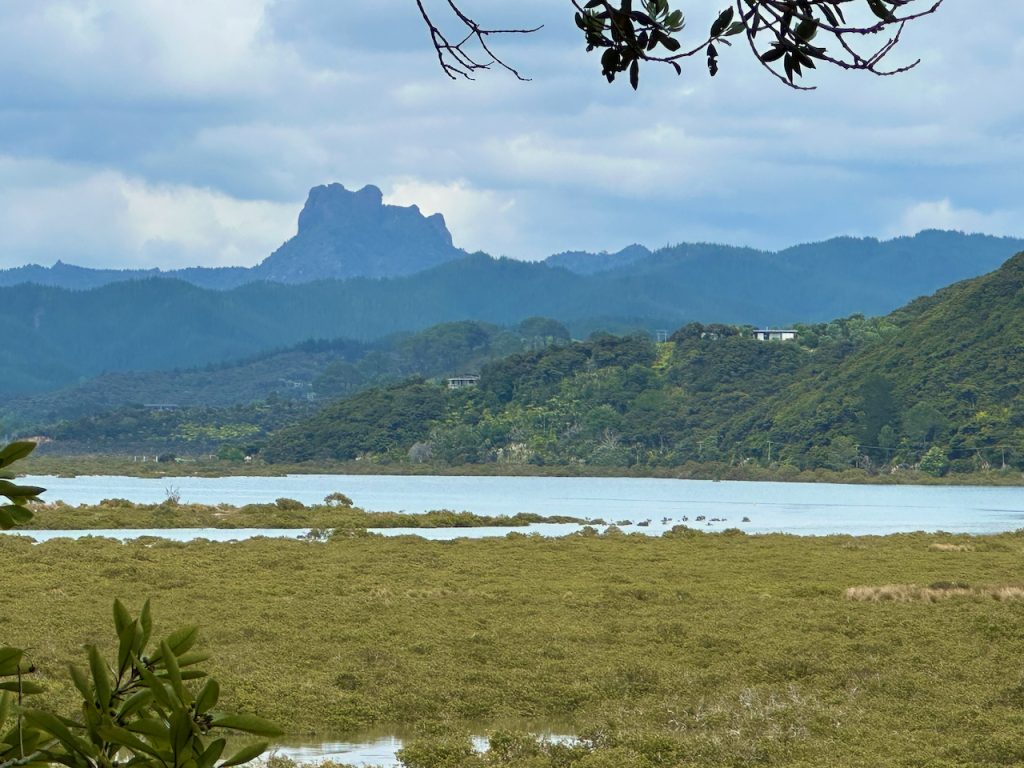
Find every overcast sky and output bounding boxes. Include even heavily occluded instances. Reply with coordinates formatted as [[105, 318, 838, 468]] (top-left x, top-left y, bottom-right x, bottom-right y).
[[0, 1, 1021, 269]]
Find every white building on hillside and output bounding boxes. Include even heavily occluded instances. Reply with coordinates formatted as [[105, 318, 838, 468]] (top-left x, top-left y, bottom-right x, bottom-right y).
[[447, 374, 480, 390], [752, 328, 798, 341]]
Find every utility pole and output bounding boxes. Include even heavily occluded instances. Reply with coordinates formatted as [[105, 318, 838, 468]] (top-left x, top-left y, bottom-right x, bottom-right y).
[[766, 439, 773, 464]]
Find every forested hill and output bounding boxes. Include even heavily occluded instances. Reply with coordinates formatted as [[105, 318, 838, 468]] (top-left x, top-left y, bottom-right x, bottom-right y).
[[2, 319, 568, 432], [261, 251, 1024, 475], [4, 232, 1024, 397]]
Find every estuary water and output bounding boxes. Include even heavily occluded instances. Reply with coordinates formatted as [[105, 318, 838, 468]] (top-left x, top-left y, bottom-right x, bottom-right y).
[[16, 473, 1024, 536], [268, 730, 576, 768]]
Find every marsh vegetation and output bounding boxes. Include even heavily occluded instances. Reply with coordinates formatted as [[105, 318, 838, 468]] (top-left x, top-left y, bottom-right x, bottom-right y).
[[20, 498, 584, 531], [4, 529, 1024, 766]]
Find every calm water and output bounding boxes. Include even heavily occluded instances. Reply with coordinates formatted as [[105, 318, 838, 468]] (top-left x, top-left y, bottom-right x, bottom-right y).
[[269, 731, 576, 768], [16, 473, 1024, 536]]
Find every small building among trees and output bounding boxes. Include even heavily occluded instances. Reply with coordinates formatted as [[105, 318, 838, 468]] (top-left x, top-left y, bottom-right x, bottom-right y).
[[752, 329, 798, 342], [447, 374, 480, 390]]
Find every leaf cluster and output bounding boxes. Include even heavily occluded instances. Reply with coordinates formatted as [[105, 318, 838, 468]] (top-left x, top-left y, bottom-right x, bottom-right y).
[[568, 0, 942, 89], [1, 600, 280, 768], [0, 442, 42, 531]]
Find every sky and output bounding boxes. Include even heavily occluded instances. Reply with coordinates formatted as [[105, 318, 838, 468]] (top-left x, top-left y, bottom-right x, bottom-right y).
[[0, 0, 1021, 269]]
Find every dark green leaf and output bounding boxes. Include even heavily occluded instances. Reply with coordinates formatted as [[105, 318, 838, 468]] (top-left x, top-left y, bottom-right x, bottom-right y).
[[0, 442, 36, 469], [710, 6, 734, 37], [195, 680, 219, 715], [88, 645, 111, 709], [795, 18, 818, 42], [197, 739, 226, 768], [220, 741, 269, 768], [210, 715, 283, 738], [0, 681, 45, 695], [867, 0, 895, 22], [0, 648, 23, 677], [96, 725, 163, 759]]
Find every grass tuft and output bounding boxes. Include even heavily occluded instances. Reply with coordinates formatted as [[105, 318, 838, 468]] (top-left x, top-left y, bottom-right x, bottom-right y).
[[845, 584, 1024, 602]]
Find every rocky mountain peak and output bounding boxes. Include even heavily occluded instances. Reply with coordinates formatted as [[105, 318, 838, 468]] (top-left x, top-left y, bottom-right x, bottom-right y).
[[255, 183, 461, 282]]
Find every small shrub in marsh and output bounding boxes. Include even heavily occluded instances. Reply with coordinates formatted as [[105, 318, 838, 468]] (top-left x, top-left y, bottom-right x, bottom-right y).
[[323, 492, 354, 508], [663, 524, 704, 538], [274, 497, 305, 510], [487, 731, 542, 762], [397, 736, 481, 768], [929, 580, 971, 591], [333, 672, 359, 691]]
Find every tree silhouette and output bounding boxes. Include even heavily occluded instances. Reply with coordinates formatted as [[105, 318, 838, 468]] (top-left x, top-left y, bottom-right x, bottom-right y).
[[416, 0, 943, 89]]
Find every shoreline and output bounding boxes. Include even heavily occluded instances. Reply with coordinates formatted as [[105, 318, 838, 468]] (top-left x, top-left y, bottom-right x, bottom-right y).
[[20, 454, 1024, 487]]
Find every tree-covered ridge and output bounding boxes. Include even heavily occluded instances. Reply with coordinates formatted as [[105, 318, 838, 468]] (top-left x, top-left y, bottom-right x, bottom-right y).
[[261, 253, 1024, 475], [16, 319, 570, 452], [768, 251, 1024, 472], [2, 231, 1021, 397], [260, 320, 877, 468]]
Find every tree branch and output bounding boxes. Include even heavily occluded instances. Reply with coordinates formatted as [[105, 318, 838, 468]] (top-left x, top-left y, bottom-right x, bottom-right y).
[[417, 0, 944, 90], [414, 0, 542, 81]]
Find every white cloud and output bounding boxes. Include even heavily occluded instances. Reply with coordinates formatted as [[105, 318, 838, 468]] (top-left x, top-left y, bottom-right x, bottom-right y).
[[0, 0, 313, 103], [889, 199, 1024, 240], [0, 158, 297, 269], [384, 179, 521, 257], [0, 1, 1023, 265]]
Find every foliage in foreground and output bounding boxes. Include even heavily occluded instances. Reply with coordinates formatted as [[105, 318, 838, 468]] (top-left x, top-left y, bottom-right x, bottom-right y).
[[1, 441, 280, 768], [1, 600, 281, 768], [0, 441, 43, 530]]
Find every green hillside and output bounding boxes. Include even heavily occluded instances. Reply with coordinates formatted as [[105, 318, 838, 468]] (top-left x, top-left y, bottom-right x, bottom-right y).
[[260, 253, 1024, 476], [3, 231, 1022, 397], [16, 319, 569, 452], [767, 251, 1024, 471]]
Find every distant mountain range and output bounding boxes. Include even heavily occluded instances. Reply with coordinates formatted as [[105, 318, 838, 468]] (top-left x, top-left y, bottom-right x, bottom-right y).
[[0, 183, 466, 290], [1, 180, 1023, 402], [1, 181, 1021, 298], [2, 231, 1023, 398]]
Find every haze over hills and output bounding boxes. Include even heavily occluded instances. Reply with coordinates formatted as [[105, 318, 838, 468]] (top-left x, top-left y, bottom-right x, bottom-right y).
[[2, 180, 1023, 402], [0, 319, 566, 433], [15, 249, 1024, 469], [0, 180, 1021, 298], [546, 244, 653, 274], [2, 231, 1024, 398], [260, 250, 1024, 471], [0, 183, 466, 290]]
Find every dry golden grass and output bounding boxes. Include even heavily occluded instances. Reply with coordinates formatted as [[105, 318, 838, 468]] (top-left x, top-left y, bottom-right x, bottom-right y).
[[928, 542, 975, 552], [845, 583, 1024, 602]]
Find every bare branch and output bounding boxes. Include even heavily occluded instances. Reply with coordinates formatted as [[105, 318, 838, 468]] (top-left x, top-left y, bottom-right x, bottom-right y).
[[414, 0, 541, 81]]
